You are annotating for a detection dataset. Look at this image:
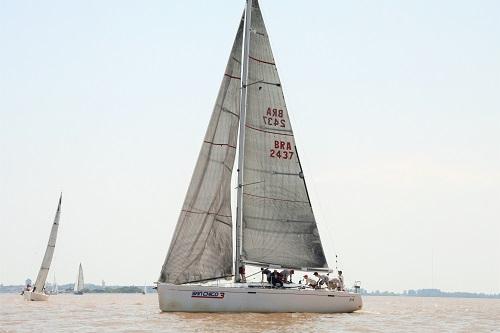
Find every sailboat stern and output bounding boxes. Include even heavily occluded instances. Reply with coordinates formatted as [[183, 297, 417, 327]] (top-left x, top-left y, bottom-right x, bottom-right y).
[[23, 291, 49, 301]]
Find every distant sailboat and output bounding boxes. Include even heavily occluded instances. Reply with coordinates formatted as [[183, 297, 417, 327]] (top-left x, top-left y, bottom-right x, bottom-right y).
[[23, 195, 62, 301], [49, 274, 58, 295], [74, 263, 84, 295], [156, 0, 362, 313]]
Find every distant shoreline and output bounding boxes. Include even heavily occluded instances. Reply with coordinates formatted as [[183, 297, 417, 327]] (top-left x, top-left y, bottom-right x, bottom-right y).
[[0, 284, 151, 294], [359, 288, 500, 299], [1, 285, 499, 299]]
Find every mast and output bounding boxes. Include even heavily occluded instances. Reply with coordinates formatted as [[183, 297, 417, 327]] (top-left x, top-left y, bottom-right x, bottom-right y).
[[235, 0, 252, 282]]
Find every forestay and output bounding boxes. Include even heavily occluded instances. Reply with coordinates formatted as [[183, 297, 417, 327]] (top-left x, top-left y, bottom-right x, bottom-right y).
[[241, 0, 328, 270], [34, 195, 62, 292], [159, 17, 244, 284]]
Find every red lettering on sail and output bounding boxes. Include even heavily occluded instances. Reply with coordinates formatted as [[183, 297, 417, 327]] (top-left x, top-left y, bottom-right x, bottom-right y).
[[263, 107, 286, 127], [270, 141, 294, 160]]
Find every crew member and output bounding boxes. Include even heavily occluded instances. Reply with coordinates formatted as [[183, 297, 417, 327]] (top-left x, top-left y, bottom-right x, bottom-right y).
[[280, 269, 294, 283], [302, 274, 317, 288], [261, 267, 272, 283], [313, 272, 330, 289], [239, 266, 246, 283], [338, 271, 345, 291], [270, 270, 283, 287]]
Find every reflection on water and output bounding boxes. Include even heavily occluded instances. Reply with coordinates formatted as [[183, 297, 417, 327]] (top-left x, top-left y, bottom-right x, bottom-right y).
[[1, 293, 499, 333]]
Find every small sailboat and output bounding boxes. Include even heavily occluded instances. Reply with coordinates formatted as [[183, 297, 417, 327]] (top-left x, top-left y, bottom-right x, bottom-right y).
[[49, 274, 58, 295], [23, 195, 62, 301], [157, 0, 362, 313], [73, 263, 84, 295]]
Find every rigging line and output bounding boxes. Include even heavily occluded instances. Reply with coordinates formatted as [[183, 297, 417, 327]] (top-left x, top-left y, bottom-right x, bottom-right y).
[[295, 146, 313, 208], [234, 180, 264, 189]]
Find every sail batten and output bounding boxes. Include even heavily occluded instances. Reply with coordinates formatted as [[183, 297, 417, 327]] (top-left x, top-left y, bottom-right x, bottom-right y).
[[159, 15, 245, 285], [240, 0, 328, 269]]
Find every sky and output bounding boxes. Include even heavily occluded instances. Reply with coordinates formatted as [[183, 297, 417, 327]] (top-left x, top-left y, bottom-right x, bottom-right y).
[[0, 0, 499, 293]]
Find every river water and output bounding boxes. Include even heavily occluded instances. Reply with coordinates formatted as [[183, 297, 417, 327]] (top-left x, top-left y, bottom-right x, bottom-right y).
[[1, 294, 498, 332]]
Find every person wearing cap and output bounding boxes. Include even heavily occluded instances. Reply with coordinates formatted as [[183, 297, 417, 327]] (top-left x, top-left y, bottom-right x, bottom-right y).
[[303, 274, 317, 288]]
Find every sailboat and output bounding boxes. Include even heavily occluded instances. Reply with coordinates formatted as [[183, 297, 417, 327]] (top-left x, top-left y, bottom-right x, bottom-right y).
[[23, 195, 62, 301], [74, 263, 84, 295], [157, 0, 363, 313], [49, 274, 58, 295]]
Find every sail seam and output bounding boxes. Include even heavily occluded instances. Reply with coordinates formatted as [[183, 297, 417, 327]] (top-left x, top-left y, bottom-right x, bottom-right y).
[[181, 209, 232, 218], [249, 55, 275, 65], [203, 140, 236, 149], [245, 124, 294, 136], [224, 73, 241, 80], [243, 192, 309, 204], [244, 225, 317, 234]]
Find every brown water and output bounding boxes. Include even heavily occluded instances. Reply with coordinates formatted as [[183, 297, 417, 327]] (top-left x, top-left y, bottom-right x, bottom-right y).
[[1, 294, 499, 332]]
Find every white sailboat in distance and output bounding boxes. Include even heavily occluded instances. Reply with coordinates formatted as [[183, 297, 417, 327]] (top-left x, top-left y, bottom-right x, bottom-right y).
[[74, 263, 84, 295], [49, 274, 58, 295], [23, 194, 62, 301], [157, 0, 363, 313]]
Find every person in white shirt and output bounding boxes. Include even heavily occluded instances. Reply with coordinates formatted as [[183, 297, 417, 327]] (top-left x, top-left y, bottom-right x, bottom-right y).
[[302, 275, 317, 288], [313, 272, 331, 289]]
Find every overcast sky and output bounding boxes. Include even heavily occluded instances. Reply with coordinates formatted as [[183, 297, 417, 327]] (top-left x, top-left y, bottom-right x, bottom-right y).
[[1, 0, 499, 293]]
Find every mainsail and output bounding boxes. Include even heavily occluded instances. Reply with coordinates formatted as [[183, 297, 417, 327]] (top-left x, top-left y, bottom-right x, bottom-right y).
[[158, 16, 244, 284], [33, 195, 62, 292], [74, 263, 84, 292], [240, 0, 328, 270]]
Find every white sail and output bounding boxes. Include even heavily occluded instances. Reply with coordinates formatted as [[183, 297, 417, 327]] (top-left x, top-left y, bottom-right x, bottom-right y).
[[240, 0, 328, 270], [156, 0, 363, 314], [158, 16, 245, 285], [52, 275, 58, 294], [74, 263, 84, 293], [33, 195, 62, 293]]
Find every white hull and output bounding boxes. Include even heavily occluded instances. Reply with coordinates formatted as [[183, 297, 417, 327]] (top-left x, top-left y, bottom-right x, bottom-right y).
[[157, 283, 362, 313], [23, 291, 49, 301]]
